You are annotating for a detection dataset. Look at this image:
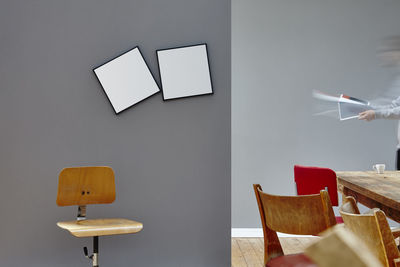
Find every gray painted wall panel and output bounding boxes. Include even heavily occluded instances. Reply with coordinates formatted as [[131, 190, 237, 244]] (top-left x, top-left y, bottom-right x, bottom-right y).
[[0, 0, 231, 266], [233, 0, 400, 227]]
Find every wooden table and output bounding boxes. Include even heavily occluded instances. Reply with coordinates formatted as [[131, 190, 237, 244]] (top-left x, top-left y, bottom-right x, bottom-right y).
[[337, 171, 400, 223]]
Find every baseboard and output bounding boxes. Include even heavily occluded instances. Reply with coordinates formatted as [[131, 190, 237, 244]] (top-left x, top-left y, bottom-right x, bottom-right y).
[[231, 228, 312, 238]]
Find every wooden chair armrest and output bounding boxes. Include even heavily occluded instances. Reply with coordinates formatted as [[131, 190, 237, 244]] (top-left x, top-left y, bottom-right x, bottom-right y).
[[392, 228, 400, 239]]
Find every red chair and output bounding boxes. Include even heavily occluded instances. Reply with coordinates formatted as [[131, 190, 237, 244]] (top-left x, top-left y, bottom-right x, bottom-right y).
[[294, 165, 343, 224]]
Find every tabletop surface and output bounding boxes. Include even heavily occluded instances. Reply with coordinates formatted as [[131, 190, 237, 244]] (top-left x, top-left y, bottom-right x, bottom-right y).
[[336, 171, 400, 210]]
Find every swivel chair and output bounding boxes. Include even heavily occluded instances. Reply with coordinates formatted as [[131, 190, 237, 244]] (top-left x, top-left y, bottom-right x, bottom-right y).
[[56, 166, 143, 267]]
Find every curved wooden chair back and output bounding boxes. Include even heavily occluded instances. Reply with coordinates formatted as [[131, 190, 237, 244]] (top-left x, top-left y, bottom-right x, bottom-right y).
[[56, 166, 116, 206], [253, 184, 336, 265], [339, 196, 400, 267]]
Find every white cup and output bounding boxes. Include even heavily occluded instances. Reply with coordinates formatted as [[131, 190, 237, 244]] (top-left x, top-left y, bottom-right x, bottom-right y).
[[373, 164, 385, 174]]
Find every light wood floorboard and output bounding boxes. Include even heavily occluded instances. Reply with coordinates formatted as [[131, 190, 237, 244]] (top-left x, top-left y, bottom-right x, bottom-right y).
[[232, 237, 319, 267]]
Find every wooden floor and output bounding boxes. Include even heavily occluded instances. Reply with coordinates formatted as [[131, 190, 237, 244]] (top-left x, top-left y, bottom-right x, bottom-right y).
[[232, 237, 319, 267]]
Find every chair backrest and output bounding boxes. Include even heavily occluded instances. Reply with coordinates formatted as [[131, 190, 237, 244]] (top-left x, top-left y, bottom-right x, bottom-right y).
[[294, 165, 339, 206], [56, 166, 116, 206], [339, 196, 400, 267], [305, 225, 384, 267], [253, 184, 336, 265]]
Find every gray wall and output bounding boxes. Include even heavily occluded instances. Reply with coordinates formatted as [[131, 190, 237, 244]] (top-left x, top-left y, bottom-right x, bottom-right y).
[[232, 0, 400, 227], [0, 0, 230, 266]]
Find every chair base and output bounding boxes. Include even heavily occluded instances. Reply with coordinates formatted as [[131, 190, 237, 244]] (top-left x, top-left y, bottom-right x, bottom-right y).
[[93, 236, 99, 267], [84, 236, 99, 267]]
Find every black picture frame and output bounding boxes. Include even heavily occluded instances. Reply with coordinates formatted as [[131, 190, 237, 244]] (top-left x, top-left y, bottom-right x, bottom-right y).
[[93, 46, 160, 115], [156, 43, 214, 101]]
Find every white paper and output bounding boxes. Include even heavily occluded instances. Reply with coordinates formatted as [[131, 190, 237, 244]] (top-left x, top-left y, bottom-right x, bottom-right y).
[[338, 94, 371, 120]]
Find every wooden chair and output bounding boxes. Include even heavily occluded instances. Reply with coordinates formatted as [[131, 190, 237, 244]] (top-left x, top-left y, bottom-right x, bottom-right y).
[[253, 184, 337, 267], [305, 225, 383, 267], [56, 166, 143, 267], [339, 196, 400, 267]]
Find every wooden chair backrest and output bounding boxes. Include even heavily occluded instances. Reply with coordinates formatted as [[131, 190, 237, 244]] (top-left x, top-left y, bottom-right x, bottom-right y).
[[339, 196, 400, 267], [305, 225, 384, 267], [56, 166, 116, 206], [253, 184, 336, 265]]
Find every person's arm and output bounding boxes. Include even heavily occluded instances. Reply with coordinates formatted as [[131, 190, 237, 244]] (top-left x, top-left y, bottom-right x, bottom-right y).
[[374, 106, 400, 119], [359, 107, 400, 121], [359, 96, 400, 121], [370, 96, 400, 110]]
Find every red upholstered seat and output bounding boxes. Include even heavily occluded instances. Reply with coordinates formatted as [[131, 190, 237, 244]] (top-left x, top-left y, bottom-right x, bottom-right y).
[[266, 253, 318, 267], [335, 216, 344, 224]]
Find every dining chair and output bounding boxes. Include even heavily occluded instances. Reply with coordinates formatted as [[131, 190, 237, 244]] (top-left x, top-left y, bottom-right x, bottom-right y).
[[294, 165, 343, 223], [253, 184, 337, 267], [339, 196, 400, 267], [56, 166, 143, 267], [305, 224, 383, 267]]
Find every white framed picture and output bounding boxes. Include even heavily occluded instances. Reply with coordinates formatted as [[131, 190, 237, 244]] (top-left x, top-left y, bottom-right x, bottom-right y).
[[156, 44, 213, 100], [93, 47, 160, 114]]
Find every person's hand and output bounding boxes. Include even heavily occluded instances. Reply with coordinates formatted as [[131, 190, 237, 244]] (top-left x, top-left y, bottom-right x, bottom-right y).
[[358, 110, 375, 121]]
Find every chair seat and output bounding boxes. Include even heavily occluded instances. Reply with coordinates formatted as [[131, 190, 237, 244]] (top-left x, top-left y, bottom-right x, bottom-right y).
[[266, 253, 318, 267], [335, 216, 344, 224], [57, 218, 143, 237]]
